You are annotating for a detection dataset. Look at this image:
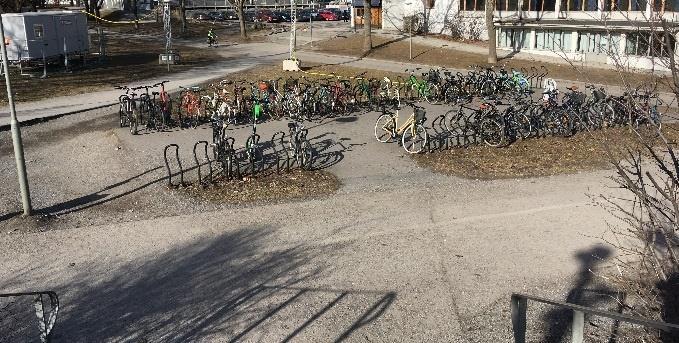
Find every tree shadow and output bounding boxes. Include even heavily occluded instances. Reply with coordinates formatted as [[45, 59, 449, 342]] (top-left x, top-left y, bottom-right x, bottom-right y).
[[0, 224, 397, 341], [540, 245, 617, 342]]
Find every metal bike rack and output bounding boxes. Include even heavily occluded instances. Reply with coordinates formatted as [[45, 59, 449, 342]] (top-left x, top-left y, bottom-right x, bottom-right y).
[[511, 293, 679, 343], [0, 291, 59, 343], [245, 133, 261, 176], [163, 144, 184, 188], [193, 141, 213, 186], [429, 115, 448, 152], [271, 131, 286, 174]]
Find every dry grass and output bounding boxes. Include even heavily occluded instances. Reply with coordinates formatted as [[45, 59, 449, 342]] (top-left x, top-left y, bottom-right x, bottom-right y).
[[311, 34, 664, 90], [0, 36, 219, 106], [413, 124, 679, 179], [183, 169, 340, 204]]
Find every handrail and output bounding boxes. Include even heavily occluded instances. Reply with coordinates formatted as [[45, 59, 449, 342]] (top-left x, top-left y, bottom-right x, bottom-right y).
[[0, 291, 59, 343], [511, 293, 679, 343]]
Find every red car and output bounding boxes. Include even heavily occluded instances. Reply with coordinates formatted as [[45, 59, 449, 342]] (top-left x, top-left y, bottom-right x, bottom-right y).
[[318, 10, 338, 21], [256, 10, 282, 23]]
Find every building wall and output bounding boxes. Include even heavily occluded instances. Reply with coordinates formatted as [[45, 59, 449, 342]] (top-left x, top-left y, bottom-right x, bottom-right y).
[[381, 0, 679, 70]]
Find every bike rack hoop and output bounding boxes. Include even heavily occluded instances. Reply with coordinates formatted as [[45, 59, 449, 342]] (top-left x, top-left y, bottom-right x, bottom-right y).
[[0, 291, 59, 343], [510, 292, 679, 343]]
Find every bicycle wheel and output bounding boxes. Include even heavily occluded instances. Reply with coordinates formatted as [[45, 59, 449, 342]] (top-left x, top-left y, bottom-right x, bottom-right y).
[[375, 114, 396, 143], [444, 108, 466, 137], [402, 123, 428, 154], [425, 84, 441, 105], [130, 111, 139, 135], [119, 106, 127, 127], [480, 118, 505, 147], [512, 112, 532, 139], [300, 140, 313, 170]]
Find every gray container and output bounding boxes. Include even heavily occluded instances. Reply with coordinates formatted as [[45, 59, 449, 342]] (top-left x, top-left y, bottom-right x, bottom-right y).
[[1, 11, 88, 62]]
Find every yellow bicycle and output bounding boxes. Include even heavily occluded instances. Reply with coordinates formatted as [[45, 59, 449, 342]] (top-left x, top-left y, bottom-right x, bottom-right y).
[[374, 103, 428, 154]]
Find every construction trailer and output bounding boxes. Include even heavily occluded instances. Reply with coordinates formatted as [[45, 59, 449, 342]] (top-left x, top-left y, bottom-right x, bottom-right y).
[[1, 11, 88, 62]]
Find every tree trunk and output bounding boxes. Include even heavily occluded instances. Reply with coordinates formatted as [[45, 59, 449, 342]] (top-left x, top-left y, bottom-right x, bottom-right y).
[[363, 0, 372, 53], [237, 4, 247, 38], [179, 0, 187, 34], [486, 0, 497, 64], [133, 0, 139, 29]]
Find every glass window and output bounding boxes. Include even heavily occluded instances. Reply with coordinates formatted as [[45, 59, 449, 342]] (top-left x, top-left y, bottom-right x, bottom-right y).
[[33, 24, 44, 40], [543, 0, 556, 10], [498, 0, 508, 10], [630, 0, 646, 10], [508, 0, 520, 10]]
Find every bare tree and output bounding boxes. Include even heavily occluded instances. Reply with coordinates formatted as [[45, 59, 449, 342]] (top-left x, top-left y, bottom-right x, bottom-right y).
[[179, 0, 187, 34], [485, 0, 497, 64], [363, 0, 372, 53], [234, 0, 247, 38]]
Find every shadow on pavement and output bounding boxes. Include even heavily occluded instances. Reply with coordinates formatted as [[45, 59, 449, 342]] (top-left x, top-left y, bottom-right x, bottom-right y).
[[540, 245, 618, 342], [30, 225, 397, 342]]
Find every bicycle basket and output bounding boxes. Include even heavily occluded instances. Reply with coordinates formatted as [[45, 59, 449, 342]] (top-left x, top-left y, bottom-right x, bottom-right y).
[[414, 108, 426, 123]]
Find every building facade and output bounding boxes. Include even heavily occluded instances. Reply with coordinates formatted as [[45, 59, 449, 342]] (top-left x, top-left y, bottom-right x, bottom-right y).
[[382, 0, 679, 70]]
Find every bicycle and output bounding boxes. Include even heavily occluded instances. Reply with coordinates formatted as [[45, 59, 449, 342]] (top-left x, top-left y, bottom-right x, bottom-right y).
[[287, 121, 313, 170], [374, 102, 429, 154]]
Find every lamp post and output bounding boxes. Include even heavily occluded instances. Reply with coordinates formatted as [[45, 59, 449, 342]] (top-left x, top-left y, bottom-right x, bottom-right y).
[[0, 13, 32, 216]]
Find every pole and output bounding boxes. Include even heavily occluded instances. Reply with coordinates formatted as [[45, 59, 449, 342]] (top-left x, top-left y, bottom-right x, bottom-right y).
[[409, 19, 412, 60], [310, 16, 313, 47], [0, 14, 32, 216]]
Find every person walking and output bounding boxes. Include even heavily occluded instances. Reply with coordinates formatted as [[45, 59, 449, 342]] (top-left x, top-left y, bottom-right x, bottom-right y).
[[207, 28, 218, 47]]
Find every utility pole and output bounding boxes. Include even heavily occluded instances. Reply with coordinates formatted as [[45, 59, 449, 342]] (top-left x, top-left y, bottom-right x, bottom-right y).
[[0, 13, 32, 216]]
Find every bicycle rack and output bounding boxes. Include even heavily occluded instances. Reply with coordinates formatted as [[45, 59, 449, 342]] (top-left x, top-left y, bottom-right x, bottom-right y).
[[430, 115, 448, 152], [246, 133, 261, 176], [536, 66, 548, 90], [163, 144, 184, 188], [193, 141, 213, 186], [0, 291, 59, 343], [271, 131, 286, 174]]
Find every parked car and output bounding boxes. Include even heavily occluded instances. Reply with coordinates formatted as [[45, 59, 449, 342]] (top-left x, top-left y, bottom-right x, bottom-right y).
[[223, 10, 238, 20], [274, 11, 291, 22], [256, 10, 282, 23], [192, 12, 211, 21], [298, 9, 322, 21], [327, 8, 350, 21], [208, 11, 225, 21], [243, 10, 257, 22], [318, 10, 338, 21]]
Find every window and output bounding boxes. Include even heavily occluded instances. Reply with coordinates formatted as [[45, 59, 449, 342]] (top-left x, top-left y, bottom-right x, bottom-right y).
[[33, 24, 44, 40], [498, 28, 530, 49], [496, 0, 521, 10], [423, 0, 436, 8], [518, 0, 556, 10], [577, 31, 620, 54], [460, 0, 486, 10], [625, 31, 674, 57], [535, 29, 571, 50]]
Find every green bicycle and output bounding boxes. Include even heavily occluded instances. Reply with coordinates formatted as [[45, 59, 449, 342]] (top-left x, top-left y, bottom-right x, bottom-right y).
[[405, 68, 440, 105]]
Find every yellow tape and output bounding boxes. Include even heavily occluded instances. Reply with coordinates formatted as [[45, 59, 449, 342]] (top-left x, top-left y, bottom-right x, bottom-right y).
[[81, 10, 139, 24]]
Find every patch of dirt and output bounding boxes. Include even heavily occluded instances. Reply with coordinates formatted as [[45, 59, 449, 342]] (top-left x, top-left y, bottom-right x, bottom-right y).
[[193, 63, 407, 88], [412, 124, 679, 179], [99, 20, 270, 42], [182, 169, 340, 204], [0, 35, 219, 106], [311, 34, 665, 90]]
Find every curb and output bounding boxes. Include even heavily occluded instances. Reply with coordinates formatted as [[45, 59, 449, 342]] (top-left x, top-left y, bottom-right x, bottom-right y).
[[0, 102, 118, 132]]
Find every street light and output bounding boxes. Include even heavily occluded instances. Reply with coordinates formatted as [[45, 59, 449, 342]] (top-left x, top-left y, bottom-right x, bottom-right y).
[[0, 12, 32, 216]]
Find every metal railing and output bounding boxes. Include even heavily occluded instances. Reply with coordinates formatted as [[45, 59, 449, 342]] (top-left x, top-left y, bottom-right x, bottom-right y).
[[511, 292, 679, 343], [0, 291, 59, 343]]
